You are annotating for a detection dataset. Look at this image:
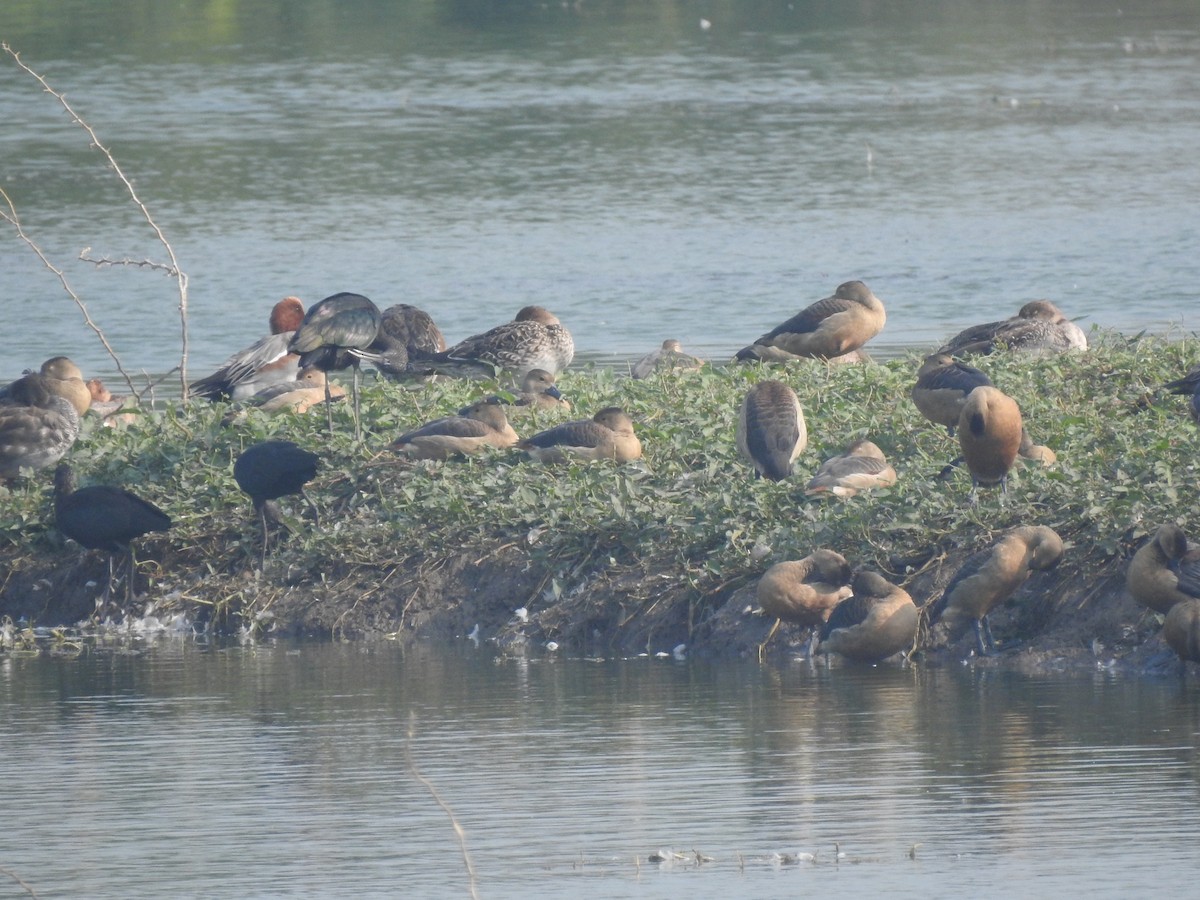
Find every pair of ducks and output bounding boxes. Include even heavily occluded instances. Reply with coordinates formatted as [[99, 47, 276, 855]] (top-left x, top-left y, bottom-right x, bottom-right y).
[[1127, 523, 1200, 666], [759, 525, 1065, 662]]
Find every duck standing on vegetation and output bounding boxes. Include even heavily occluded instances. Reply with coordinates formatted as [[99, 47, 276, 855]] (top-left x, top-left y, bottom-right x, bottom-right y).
[[805, 439, 897, 497], [234, 440, 321, 568], [519, 407, 641, 464], [910, 353, 993, 435], [957, 386, 1023, 498], [289, 292, 383, 441], [735, 280, 886, 363], [938, 299, 1087, 357], [190, 296, 306, 401], [926, 525, 1064, 656], [430, 306, 575, 380], [1163, 599, 1200, 666], [1162, 364, 1200, 426], [0, 356, 93, 418], [54, 463, 171, 605], [736, 380, 806, 481], [392, 399, 519, 460], [817, 570, 919, 663], [1126, 524, 1200, 615], [757, 549, 854, 649], [630, 339, 705, 379]]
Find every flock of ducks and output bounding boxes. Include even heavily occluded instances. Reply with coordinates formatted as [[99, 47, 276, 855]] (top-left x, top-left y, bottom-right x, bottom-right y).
[[2, 279, 1199, 666]]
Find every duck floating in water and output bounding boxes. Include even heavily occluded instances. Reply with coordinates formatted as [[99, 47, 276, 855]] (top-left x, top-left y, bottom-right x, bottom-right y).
[[1126, 524, 1200, 616], [805, 439, 897, 497], [431, 306, 575, 380], [939, 300, 1087, 357], [736, 380, 806, 481], [519, 406, 641, 463], [392, 399, 519, 460], [190, 297, 306, 401], [957, 386, 1023, 498], [630, 339, 705, 379], [54, 463, 171, 605], [736, 280, 886, 362], [1162, 364, 1200, 426], [0, 393, 80, 482], [911, 353, 993, 435], [817, 570, 918, 663], [234, 440, 321, 569], [0, 356, 92, 418], [1163, 599, 1200, 665], [926, 525, 1064, 656], [757, 549, 854, 648], [289, 292, 383, 441]]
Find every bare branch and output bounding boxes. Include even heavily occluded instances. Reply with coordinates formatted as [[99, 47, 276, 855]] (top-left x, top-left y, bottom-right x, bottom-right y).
[[3, 42, 191, 396], [0, 186, 138, 395], [80, 247, 182, 277]]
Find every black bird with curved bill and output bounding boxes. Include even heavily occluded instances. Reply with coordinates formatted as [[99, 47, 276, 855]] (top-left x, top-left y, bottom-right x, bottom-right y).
[[288, 292, 382, 440], [234, 440, 320, 568], [54, 464, 172, 611]]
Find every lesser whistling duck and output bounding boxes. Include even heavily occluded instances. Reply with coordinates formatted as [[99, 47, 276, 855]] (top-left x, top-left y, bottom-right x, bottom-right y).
[[736, 280, 886, 362], [958, 385, 1023, 497], [233, 440, 320, 569], [805, 439, 897, 498], [289, 292, 383, 441], [431, 306, 575, 379], [190, 297, 306, 401], [1126, 524, 1200, 616], [1163, 599, 1200, 665], [1017, 427, 1056, 466], [910, 353, 992, 435], [54, 463, 171, 605], [631, 339, 705, 379], [519, 406, 640, 464], [927, 525, 1064, 655], [736, 380, 806, 481], [392, 399, 519, 460], [939, 299, 1087, 357], [757, 549, 854, 648], [817, 570, 919, 663]]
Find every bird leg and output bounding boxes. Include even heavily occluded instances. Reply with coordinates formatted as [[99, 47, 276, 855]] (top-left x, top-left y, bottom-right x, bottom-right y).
[[352, 360, 363, 442], [757, 617, 782, 660], [323, 376, 335, 435], [973, 616, 998, 656], [258, 504, 270, 571], [300, 486, 320, 526]]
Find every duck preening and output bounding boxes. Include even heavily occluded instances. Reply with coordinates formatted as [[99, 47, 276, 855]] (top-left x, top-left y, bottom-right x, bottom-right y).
[[1126, 524, 1200, 616], [958, 386, 1023, 498], [190, 297, 306, 401], [757, 549, 854, 650], [817, 570, 919, 663]]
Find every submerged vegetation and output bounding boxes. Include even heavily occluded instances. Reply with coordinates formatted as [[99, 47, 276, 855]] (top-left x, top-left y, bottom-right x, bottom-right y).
[[1, 329, 1197, 664]]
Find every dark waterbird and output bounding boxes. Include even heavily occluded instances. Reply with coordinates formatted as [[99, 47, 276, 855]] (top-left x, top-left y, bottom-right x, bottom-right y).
[[234, 440, 320, 567], [289, 292, 382, 440], [54, 464, 172, 607]]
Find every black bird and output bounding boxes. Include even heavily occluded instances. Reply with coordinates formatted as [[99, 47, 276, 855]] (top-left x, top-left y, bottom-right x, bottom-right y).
[[234, 440, 320, 568], [288, 292, 382, 440], [54, 464, 172, 607]]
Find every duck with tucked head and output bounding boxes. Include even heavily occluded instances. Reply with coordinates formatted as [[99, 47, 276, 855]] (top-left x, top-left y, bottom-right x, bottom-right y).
[[519, 406, 640, 464], [1163, 599, 1200, 666], [0, 356, 92, 418], [805, 439, 897, 498], [817, 570, 919, 663], [1126, 524, 1200, 616], [736, 380, 807, 481], [757, 549, 854, 650], [349, 303, 448, 381], [190, 297, 306, 401], [430, 306, 575, 380], [957, 386, 1023, 499], [736, 280, 886, 363], [939, 299, 1087, 357], [392, 399, 519, 460], [631, 339, 705, 379], [911, 353, 993, 435], [0, 389, 80, 482], [926, 525, 1064, 656]]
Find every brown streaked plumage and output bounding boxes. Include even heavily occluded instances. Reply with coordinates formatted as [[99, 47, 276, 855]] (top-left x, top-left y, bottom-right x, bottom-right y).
[[758, 550, 854, 629], [939, 299, 1087, 357], [631, 339, 705, 379], [737, 280, 886, 362], [190, 297, 306, 401], [958, 386, 1022, 495], [392, 399, 520, 460], [910, 353, 992, 435], [1163, 599, 1200, 665], [0, 394, 80, 481], [927, 525, 1064, 656], [1126, 524, 1200, 616], [805, 439, 897, 497], [519, 406, 640, 464], [817, 570, 918, 663], [432, 306, 575, 379], [736, 380, 806, 481]]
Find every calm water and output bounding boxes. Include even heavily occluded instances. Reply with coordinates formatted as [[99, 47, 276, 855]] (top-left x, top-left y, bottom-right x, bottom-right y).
[[2, 1, 1200, 389], [1, 638, 1199, 898]]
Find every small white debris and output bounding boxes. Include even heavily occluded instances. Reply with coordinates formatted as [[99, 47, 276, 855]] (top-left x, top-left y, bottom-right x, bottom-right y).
[[699, 18, 712, 31], [514, 607, 529, 624], [546, 641, 559, 652], [750, 541, 772, 561], [672, 643, 687, 660], [467, 624, 481, 645]]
